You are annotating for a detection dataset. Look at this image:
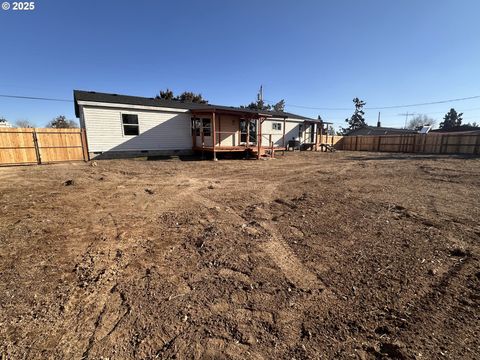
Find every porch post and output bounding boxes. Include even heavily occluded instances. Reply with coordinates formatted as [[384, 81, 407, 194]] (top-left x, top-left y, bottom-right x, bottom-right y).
[[282, 116, 286, 149], [212, 111, 217, 161], [269, 134, 274, 158], [257, 117, 262, 159], [191, 117, 196, 149], [314, 123, 319, 151], [303, 121, 307, 147], [319, 123, 323, 152], [246, 118, 250, 148]]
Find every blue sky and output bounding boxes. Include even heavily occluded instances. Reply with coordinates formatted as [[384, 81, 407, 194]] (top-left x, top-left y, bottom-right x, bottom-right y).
[[1, 0, 479, 129]]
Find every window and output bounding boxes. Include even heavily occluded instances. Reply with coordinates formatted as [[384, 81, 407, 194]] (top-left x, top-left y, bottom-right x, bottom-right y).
[[191, 117, 201, 136], [202, 118, 211, 136], [122, 114, 139, 136], [272, 122, 282, 131]]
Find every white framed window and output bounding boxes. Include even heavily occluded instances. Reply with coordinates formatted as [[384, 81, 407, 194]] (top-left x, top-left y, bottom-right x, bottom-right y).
[[202, 118, 211, 136], [121, 114, 139, 136], [272, 122, 282, 131], [191, 117, 201, 136]]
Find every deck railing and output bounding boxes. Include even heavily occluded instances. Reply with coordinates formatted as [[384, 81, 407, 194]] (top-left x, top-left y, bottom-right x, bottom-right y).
[[211, 131, 257, 147]]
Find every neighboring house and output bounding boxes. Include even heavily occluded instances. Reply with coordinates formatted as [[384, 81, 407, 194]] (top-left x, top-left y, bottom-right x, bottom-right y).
[[74, 90, 323, 159], [430, 125, 480, 134], [0, 120, 12, 128], [345, 126, 417, 136]]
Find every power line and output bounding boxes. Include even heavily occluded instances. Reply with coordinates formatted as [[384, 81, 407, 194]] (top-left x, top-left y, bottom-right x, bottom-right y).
[[328, 107, 480, 119], [0, 94, 72, 102], [2, 92, 480, 114], [367, 95, 480, 110], [265, 94, 480, 111]]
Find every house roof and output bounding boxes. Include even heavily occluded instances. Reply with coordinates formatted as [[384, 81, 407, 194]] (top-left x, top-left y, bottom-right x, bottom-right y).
[[430, 125, 480, 133], [346, 126, 417, 136], [73, 90, 316, 121]]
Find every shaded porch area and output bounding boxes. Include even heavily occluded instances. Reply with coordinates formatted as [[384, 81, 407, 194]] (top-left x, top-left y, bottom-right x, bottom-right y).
[[191, 108, 287, 160], [297, 119, 335, 152]]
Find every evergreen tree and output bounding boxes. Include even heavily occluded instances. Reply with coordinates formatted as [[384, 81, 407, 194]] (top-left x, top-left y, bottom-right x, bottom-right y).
[[242, 100, 272, 111], [273, 99, 285, 112], [155, 89, 208, 103], [439, 108, 463, 130], [156, 89, 174, 101], [177, 91, 208, 104], [344, 97, 366, 131]]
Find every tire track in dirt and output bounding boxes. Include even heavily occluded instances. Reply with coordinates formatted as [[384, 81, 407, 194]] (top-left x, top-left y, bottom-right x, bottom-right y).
[[62, 177, 216, 357], [187, 180, 326, 293], [51, 210, 139, 357], [259, 221, 324, 292]]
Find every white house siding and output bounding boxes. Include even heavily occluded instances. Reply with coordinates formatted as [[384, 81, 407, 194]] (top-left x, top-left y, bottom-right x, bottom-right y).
[[81, 105, 192, 153], [217, 114, 239, 147], [262, 118, 305, 147]]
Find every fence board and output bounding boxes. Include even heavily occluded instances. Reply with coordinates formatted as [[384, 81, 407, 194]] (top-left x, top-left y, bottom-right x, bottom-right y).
[[0, 128, 88, 166], [341, 133, 480, 155], [0, 128, 37, 165]]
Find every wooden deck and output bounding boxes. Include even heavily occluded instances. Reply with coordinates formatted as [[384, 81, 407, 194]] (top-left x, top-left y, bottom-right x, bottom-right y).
[[193, 146, 286, 153]]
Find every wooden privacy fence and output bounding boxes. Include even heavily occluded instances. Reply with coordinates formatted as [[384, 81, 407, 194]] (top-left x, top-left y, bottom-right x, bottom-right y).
[[319, 134, 344, 147], [341, 133, 480, 155], [0, 128, 89, 166]]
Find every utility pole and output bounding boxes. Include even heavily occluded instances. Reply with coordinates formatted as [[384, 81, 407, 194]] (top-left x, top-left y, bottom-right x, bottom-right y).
[[257, 85, 263, 103], [377, 112, 381, 127], [399, 112, 415, 129]]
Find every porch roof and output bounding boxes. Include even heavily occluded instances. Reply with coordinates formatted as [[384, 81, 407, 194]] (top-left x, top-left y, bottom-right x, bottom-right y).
[[190, 106, 271, 118], [303, 119, 333, 124]]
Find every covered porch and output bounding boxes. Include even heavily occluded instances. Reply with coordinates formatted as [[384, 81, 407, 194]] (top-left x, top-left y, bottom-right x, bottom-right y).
[[191, 108, 287, 160], [298, 119, 335, 152]]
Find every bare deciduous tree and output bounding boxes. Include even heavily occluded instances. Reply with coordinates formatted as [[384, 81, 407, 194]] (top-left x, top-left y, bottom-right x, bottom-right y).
[[14, 119, 36, 128], [407, 114, 436, 130], [47, 115, 78, 128]]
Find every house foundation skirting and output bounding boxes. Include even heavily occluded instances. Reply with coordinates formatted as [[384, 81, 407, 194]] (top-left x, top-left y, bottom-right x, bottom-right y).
[[89, 149, 194, 159]]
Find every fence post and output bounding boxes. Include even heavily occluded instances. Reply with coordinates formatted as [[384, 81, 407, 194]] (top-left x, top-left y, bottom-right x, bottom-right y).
[[475, 135, 480, 155], [80, 129, 90, 161], [269, 134, 274, 158], [441, 134, 448, 154], [32, 129, 42, 165]]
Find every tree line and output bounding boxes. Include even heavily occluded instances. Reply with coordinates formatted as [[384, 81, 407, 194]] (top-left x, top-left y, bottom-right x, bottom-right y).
[[155, 89, 286, 112], [342, 98, 478, 133], [0, 115, 79, 129]]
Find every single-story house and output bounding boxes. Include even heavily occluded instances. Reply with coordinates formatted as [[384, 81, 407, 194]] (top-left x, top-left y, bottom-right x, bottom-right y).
[[0, 120, 12, 128], [430, 125, 480, 133], [74, 90, 326, 159], [345, 125, 417, 136]]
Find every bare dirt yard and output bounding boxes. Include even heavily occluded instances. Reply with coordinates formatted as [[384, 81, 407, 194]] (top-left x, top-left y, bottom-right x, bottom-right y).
[[0, 151, 479, 359]]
